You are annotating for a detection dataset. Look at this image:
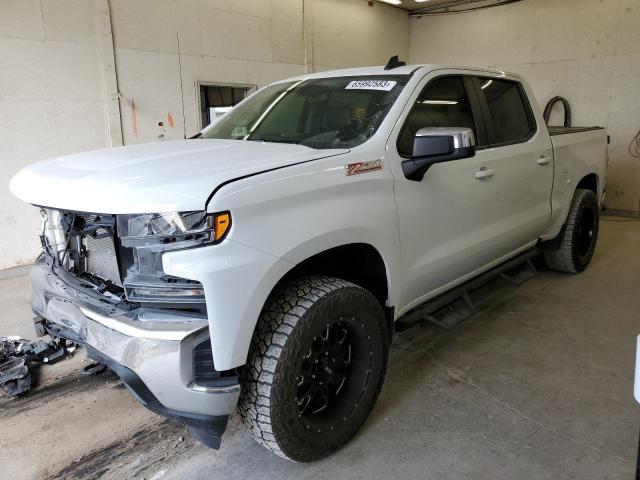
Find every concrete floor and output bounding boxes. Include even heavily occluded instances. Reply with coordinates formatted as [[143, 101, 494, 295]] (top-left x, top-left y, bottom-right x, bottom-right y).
[[1, 217, 638, 479]]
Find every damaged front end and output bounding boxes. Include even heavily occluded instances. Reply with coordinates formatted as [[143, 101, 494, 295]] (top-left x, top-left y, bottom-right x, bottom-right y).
[[29, 208, 240, 448]]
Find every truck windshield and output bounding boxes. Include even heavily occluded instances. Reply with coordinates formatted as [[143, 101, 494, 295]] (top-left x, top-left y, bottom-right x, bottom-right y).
[[199, 76, 409, 149]]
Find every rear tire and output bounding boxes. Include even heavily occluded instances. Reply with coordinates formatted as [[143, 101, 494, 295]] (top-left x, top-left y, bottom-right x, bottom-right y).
[[237, 276, 389, 462], [543, 188, 599, 273]]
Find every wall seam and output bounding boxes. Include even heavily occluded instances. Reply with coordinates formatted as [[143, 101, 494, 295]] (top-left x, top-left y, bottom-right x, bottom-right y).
[[95, 0, 124, 147]]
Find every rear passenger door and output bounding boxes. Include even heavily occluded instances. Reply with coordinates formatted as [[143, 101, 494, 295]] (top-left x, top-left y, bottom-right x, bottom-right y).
[[471, 77, 553, 253]]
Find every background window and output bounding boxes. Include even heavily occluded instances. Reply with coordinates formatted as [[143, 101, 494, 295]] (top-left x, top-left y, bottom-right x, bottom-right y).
[[200, 84, 253, 128], [398, 76, 476, 157], [478, 79, 532, 144]]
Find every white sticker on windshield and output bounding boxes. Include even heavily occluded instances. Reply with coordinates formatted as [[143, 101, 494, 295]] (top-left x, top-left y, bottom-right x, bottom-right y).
[[345, 80, 397, 91]]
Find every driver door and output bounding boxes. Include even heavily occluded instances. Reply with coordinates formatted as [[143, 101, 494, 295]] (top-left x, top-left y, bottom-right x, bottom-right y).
[[388, 74, 507, 312]]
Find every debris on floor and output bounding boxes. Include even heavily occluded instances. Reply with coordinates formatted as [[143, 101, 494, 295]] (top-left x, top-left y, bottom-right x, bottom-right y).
[[82, 361, 107, 376], [0, 336, 79, 397]]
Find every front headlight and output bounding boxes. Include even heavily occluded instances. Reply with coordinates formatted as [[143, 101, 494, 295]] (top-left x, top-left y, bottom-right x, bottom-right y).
[[117, 211, 231, 304]]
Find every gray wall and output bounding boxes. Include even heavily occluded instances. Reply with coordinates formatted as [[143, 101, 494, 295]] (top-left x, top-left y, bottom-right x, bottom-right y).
[[410, 0, 640, 214], [0, 0, 409, 270]]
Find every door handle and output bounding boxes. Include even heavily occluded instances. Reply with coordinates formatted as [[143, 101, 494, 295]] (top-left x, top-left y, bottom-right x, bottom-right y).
[[475, 168, 495, 179], [475, 167, 495, 179], [537, 156, 552, 165]]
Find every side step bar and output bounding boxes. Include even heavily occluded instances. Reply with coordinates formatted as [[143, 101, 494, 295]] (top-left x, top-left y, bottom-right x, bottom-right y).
[[395, 249, 539, 332]]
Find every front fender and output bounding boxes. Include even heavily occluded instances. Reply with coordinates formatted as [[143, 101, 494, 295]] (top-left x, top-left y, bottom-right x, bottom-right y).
[[163, 240, 293, 371], [179, 144, 401, 369], [209, 145, 401, 305]]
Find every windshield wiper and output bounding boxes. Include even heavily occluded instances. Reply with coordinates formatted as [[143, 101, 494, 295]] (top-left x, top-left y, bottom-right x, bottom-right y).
[[246, 137, 299, 144]]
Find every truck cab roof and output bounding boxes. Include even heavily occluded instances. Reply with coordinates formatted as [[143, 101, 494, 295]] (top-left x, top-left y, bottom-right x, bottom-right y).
[[284, 63, 517, 82]]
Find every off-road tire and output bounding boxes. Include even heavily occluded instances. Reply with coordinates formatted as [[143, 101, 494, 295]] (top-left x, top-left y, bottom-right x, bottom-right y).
[[543, 188, 599, 273], [237, 276, 389, 462]]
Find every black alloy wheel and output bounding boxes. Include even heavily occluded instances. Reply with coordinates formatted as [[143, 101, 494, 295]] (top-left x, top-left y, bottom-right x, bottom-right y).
[[238, 276, 389, 462]]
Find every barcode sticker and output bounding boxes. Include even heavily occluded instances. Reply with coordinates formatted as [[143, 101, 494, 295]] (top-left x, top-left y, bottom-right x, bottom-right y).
[[345, 80, 397, 91]]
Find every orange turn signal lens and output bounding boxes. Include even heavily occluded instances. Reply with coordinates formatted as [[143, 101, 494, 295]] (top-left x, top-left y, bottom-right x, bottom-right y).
[[212, 211, 231, 242]]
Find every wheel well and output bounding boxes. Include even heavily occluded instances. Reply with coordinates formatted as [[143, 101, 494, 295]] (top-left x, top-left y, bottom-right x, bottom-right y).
[[576, 173, 598, 194], [251, 244, 394, 367], [281, 244, 394, 339], [282, 244, 389, 307]]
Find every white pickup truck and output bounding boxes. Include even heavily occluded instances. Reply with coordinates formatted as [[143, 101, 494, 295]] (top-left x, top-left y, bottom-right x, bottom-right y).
[[10, 60, 607, 462]]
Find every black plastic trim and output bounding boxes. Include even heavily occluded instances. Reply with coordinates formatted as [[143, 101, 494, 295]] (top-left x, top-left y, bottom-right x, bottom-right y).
[[192, 337, 239, 388], [401, 146, 476, 181], [384, 55, 406, 70], [396, 248, 538, 331], [548, 126, 604, 136], [463, 76, 489, 146]]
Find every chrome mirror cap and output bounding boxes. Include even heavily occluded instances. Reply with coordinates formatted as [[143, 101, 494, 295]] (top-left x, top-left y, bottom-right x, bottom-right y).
[[415, 127, 476, 148]]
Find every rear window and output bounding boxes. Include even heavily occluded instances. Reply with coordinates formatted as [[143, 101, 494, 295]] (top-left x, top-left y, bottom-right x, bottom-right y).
[[478, 78, 533, 145]]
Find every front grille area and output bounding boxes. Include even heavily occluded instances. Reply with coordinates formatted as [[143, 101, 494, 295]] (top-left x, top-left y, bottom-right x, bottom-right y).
[[84, 228, 122, 287], [41, 209, 123, 291]]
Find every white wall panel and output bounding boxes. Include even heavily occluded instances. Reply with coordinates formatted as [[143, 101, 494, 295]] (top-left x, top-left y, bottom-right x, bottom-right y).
[[271, 0, 305, 65], [199, 9, 273, 62], [41, 0, 96, 44], [0, 0, 45, 41], [312, 0, 409, 70], [108, 0, 201, 54]]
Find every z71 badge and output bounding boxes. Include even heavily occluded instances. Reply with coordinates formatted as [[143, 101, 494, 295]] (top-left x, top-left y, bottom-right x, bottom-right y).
[[345, 159, 383, 176]]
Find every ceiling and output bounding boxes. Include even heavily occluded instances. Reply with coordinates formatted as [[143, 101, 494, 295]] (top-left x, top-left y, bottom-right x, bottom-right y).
[[376, 0, 521, 14], [399, 0, 466, 10]]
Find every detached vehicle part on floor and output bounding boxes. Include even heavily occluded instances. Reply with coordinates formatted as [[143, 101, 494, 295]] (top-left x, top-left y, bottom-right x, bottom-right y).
[[0, 336, 76, 397], [10, 61, 607, 461]]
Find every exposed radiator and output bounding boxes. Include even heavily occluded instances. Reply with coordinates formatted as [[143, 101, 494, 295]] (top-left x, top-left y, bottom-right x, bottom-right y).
[[83, 227, 122, 287]]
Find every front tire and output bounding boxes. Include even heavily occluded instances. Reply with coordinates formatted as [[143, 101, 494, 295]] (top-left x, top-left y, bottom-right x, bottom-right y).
[[237, 276, 389, 462], [543, 188, 599, 273]]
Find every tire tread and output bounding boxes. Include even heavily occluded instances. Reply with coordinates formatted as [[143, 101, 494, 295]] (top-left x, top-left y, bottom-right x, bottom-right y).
[[237, 276, 374, 461], [543, 188, 598, 273]]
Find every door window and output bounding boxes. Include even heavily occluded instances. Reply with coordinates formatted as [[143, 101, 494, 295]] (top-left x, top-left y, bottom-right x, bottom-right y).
[[397, 76, 477, 157], [477, 78, 534, 145]]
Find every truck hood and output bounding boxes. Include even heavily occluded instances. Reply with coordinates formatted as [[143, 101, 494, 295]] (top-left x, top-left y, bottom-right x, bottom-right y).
[[10, 140, 348, 213]]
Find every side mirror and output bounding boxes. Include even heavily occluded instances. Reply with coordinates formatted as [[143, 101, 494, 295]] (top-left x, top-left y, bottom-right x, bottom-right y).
[[401, 127, 476, 181]]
